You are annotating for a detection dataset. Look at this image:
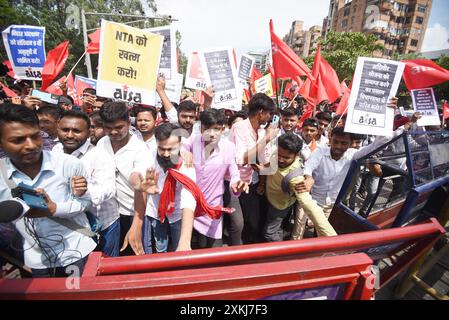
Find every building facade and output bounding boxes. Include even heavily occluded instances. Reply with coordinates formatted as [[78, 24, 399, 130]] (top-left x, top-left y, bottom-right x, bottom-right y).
[[247, 50, 271, 72], [284, 20, 323, 57], [323, 0, 432, 58]]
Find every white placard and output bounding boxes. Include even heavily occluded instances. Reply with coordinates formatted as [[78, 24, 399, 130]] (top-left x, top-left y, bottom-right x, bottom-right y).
[[155, 73, 183, 107], [198, 47, 241, 111], [237, 54, 255, 89], [184, 51, 207, 91], [344, 57, 405, 137], [146, 25, 177, 80], [411, 88, 441, 126]]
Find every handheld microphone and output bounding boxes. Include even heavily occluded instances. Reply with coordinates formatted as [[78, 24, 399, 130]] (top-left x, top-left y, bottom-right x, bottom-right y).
[[0, 199, 27, 223]]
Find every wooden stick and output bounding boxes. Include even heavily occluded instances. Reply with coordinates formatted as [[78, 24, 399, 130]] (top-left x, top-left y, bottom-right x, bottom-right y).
[[67, 50, 87, 78]]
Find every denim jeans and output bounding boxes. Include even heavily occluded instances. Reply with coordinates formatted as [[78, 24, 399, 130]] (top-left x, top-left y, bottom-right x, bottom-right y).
[[148, 217, 182, 253], [97, 219, 120, 257]]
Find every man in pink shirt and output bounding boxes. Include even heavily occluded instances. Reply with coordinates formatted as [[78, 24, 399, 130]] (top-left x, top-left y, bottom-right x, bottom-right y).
[[184, 109, 248, 248], [229, 93, 278, 244]]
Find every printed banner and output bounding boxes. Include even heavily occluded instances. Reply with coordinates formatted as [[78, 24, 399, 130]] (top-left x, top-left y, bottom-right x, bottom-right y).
[[199, 47, 241, 111], [2, 25, 46, 80], [97, 20, 163, 105], [185, 52, 207, 91], [147, 25, 177, 80], [254, 74, 274, 97], [411, 88, 441, 126], [237, 54, 255, 89], [344, 57, 405, 137], [155, 73, 183, 107]]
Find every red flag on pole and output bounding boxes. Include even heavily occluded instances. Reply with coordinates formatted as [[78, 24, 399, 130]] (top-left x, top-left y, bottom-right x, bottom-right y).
[[2, 60, 15, 78], [270, 20, 312, 80], [45, 74, 76, 102], [318, 52, 341, 103], [298, 105, 314, 128], [41, 41, 70, 91], [402, 59, 449, 90], [0, 82, 18, 98], [250, 65, 263, 93], [87, 29, 101, 54], [443, 100, 449, 120], [336, 80, 352, 115]]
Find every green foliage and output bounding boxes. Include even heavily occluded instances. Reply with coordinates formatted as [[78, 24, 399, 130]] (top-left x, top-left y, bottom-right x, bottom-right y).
[[434, 55, 449, 102], [308, 31, 384, 81]]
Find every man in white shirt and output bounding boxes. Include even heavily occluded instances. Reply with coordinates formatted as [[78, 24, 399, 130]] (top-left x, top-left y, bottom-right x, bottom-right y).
[[124, 123, 196, 254], [96, 102, 150, 256], [0, 104, 96, 277], [54, 110, 120, 257], [133, 105, 157, 156], [315, 111, 331, 147]]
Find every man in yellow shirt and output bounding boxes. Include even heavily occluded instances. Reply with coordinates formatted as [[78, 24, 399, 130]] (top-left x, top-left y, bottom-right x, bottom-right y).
[[263, 132, 337, 242]]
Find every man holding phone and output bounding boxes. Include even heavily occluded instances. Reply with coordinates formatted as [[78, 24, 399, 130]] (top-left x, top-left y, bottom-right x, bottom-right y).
[[0, 103, 96, 277]]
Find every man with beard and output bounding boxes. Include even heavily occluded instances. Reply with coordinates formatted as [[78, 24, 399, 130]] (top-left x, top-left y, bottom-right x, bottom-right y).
[[0, 104, 96, 277], [134, 105, 157, 155], [123, 123, 197, 254], [54, 110, 120, 256], [88, 111, 105, 146], [263, 132, 337, 242], [96, 102, 150, 256]]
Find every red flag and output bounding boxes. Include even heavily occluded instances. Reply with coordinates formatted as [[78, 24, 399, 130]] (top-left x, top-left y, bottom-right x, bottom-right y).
[[41, 41, 70, 91], [0, 82, 18, 98], [3, 61, 15, 78], [45, 74, 76, 102], [87, 29, 101, 54], [318, 52, 341, 103], [270, 20, 312, 80], [443, 100, 449, 120], [298, 105, 314, 128], [336, 80, 352, 115], [250, 65, 263, 93], [74, 76, 94, 105], [402, 59, 449, 90], [268, 64, 277, 96]]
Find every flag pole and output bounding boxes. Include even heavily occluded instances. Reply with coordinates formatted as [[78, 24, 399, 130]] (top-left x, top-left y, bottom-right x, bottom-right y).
[[66, 50, 87, 78], [278, 79, 285, 108]]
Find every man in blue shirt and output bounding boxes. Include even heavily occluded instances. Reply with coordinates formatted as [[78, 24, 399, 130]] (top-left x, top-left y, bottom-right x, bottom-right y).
[[0, 103, 96, 277]]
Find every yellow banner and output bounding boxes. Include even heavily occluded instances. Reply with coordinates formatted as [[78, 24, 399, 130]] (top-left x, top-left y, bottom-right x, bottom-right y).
[[254, 74, 274, 97], [97, 20, 164, 104]]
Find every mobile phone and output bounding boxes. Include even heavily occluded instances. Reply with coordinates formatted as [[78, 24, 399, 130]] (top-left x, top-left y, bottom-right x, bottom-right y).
[[31, 89, 59, 105], [271, 115, 280, 129], [12, 183, 48, 211]]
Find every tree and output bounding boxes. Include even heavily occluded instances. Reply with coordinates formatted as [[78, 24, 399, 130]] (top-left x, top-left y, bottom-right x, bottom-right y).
[[1, 0, 185, 79], [434, 55, 449, 102], [305, 31, 384, 81]]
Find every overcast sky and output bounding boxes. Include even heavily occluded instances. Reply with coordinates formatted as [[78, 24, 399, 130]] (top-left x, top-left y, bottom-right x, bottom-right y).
[[155, 0, 449, 56]]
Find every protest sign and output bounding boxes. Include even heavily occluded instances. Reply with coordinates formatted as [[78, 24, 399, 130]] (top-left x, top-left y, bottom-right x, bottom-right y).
[[344, 57, 405, 136], [185, 52, 207, 91], [155, 73, 183, 107], [2, 25, 46, 80], [97, 20, 163, 105], [147, 25, 177, 79], [199, 47, 241, 111], [254, 74, 274, 97], [411, 88, 441, 126], [237, 54, 255, 89]]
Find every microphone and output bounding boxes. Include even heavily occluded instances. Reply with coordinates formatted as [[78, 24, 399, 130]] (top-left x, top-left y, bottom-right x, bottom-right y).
[[0, 199, 27, 223]]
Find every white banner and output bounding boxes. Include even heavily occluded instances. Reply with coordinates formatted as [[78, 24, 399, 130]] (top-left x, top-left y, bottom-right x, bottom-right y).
[[199, 47, 241, 111], [184, 51, 207, 91], [411, 88, 441, 126], [344, 57, 405, 137], [237, 54, 255, 89], [146, 25, 177, 80]]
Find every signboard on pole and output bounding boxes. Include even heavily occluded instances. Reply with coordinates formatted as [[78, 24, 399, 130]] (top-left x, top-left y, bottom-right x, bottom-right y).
[[184, 52, 207, 91], [2, 25, 46, 80], [146, 25, 177, 80], [237, 54, 255, 89], [254, 74, 274, 97], [411, 88, 441, 126], [97, 20, 163, 105], [344, 57, 405, 136], [199, 47, 241, 111]]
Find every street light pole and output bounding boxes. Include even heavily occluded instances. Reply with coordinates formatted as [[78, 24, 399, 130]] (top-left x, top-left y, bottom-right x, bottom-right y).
[[81, 9, 93, 78]]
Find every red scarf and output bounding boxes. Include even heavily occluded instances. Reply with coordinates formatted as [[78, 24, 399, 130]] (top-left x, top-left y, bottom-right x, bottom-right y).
[[157, 160, 234, 223]]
